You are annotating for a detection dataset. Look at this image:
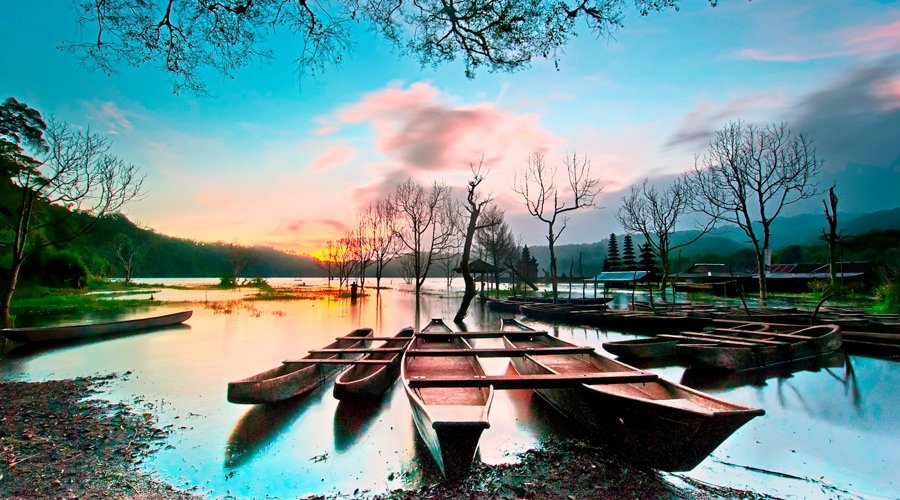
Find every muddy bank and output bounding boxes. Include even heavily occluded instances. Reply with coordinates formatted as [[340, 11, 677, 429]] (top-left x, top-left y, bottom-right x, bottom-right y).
[[0, 374, 768, 499], [0, 374, 198, 499]]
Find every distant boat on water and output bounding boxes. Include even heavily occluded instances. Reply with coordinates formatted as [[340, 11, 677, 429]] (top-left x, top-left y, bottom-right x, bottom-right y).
[[0, 310, 193, 344]]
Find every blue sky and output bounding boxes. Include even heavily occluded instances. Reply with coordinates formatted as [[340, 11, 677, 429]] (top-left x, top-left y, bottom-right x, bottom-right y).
[[2, 0, 898, 254]]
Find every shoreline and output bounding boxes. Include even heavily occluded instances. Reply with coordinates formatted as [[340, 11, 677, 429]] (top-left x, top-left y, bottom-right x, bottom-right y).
[[0, 373, 772, 499]]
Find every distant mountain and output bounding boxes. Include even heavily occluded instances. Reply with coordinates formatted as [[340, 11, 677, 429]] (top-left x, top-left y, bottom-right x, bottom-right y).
[[525, 206, 900, 275]]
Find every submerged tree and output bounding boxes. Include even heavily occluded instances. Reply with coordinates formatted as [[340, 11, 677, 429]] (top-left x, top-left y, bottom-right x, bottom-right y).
[[392, 178, 456, 302], [822, 184, 840, 287], [366, 198, 401, 291], [454, 163, 496, 323], [62, 1, 721, 94], [690, 121, 822, 304], [514, 152, 601, 302], [225, 242, 256, 286], [1, 99, 144, 326], [112, 234, 143, 284], [475, 205, 517, 294]]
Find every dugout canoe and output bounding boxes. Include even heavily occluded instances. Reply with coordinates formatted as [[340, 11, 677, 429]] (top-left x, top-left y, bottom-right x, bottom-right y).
[[401, 318, 493, 479], [674, 324, 842, 372], [602, 323, 771, 360], [333, 327, 413, 401], [0, 310, 193, 344], [500, 318, 764, 471], [227, 328, 373, 404]]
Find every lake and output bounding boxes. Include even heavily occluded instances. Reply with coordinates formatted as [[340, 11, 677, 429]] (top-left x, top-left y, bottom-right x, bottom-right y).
[[2, 278, 898, 498]]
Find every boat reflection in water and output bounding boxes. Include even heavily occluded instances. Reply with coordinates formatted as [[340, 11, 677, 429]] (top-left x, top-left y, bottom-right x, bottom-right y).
[[681, 351, 849, 391], [332, 397, 392, 452], [225, 387, 325, 469]]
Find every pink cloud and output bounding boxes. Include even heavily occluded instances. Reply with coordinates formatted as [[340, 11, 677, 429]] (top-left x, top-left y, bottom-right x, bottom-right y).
[[734, 48, 838, 63], [333, 82, 561, 174], [845, 20, 900, 56], [665, 93, 784, 149], [873, 77, 900, 111], [307, 144, 355, 173]]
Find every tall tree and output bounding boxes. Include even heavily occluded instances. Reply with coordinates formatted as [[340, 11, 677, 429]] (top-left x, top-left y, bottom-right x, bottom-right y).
[[622, 234, 637, 270], [690, 121, 822, 304], [605, 233, 621, 271], [392, 178, 456, 301], [1, 104, 144, 326], [62, 1, 718, 94], [454, 163, 496, 323], [822, 184, 840, 286], [616, 177, 713, 289], [367, 198, 400, 291], [513, 152, 601, 302], [350, 213, 374, 289]]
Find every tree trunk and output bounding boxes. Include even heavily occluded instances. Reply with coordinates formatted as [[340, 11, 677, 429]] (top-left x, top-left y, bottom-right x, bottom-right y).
[[756, 253, 768, 305], [454, 203, 480, 323], [548, 239, 559, 302], [1, 260, 24, 328]]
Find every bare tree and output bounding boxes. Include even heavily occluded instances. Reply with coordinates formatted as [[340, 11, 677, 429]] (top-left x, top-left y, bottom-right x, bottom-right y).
[[616, 177, 714, 293], [366, 198, 401, 291], [690, 121, 822, 304], [1, 114, 144, 326], [475, 205, 517, 294], [225, 242, 256, 286], [453, 162, 497, 322], [350, 213, 375, 289], [822, 184, 840, 287], [392, 178, 455, 301], [334, 232, 358, 287], [61, 1, 714, 94], [513, 152, 602, 302], [112, 233, 143, 284]]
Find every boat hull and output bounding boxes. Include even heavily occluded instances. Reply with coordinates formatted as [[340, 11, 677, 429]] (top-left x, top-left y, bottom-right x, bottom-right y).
[[402, 319, 492, 479], [1, 310, 193, 343], [333, 327, 412, 401], [227, 328, 372, 404], [675, 325, 842, 371], [501, 325, 763, 471]]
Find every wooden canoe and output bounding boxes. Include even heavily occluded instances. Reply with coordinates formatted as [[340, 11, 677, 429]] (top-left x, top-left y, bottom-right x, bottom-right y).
[[569, 309, 711, 333], [674, 324, 843, 371], [227, 328, 373, 404], [333, 327, 413, 401], [0, 310, 193, 344], [500, 318, 764, 471], [401, 318, 493, 479], [602, 323, 771, 360]]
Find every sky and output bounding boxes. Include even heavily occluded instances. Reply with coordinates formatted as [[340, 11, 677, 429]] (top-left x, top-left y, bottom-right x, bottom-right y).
[[1, 0, 899, 256]]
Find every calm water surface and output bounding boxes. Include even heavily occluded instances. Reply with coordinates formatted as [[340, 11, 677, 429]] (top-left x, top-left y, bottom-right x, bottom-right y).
[[2, 278, 897, 498]]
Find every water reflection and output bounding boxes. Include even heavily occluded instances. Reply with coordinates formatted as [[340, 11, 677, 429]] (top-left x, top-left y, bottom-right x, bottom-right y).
[[225, 386, 325, 469], [1, 279, 898, 498], [681, 352, 849, 391], [333, 394, 392, 452]]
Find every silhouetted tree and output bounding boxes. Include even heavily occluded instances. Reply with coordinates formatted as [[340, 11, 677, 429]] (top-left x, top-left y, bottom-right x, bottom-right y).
[[62, 1, 719, 93], [366, 198, 401, 291], [225, 242, 256, 286], [475, 205, 516, 295], [617, 177, 713, 289], [1, 99, 144, 326], [454, 162, 497, 323], [513, 152, 601, 302], [822, 184, 840, 286], [112, 234, 143, 283], [690, 121, 822, 304]]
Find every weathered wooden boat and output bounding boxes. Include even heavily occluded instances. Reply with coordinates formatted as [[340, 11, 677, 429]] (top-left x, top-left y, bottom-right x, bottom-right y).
[[333, 327, 413, 400], [227, 328, 373, 404], [675, 324, 842, 371], [680, 351, 847, 391], [401, 319, 493, 479], [570, 308, 712, 333], [500, 318, 764, 471], [602, 323, 770, 360], [518, 301, 612, 321], [0, 310, 193, 344]]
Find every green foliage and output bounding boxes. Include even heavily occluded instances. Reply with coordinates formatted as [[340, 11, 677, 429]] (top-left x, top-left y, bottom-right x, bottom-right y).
[[219, 273, 236, 288], [23, 250, 89, 288], [873, 275, 900, 313]]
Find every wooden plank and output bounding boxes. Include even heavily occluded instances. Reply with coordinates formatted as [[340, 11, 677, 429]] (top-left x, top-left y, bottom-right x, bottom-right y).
[[414, 331, 548, 340], [670, 331, 788, 345], [407, 371, 657, 389], [657, 333, 787, 347], [282, 358, 394, 365], [310, 347, 407, 354], [405, 346, 594, 357], [335, 336, 414, 341]]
